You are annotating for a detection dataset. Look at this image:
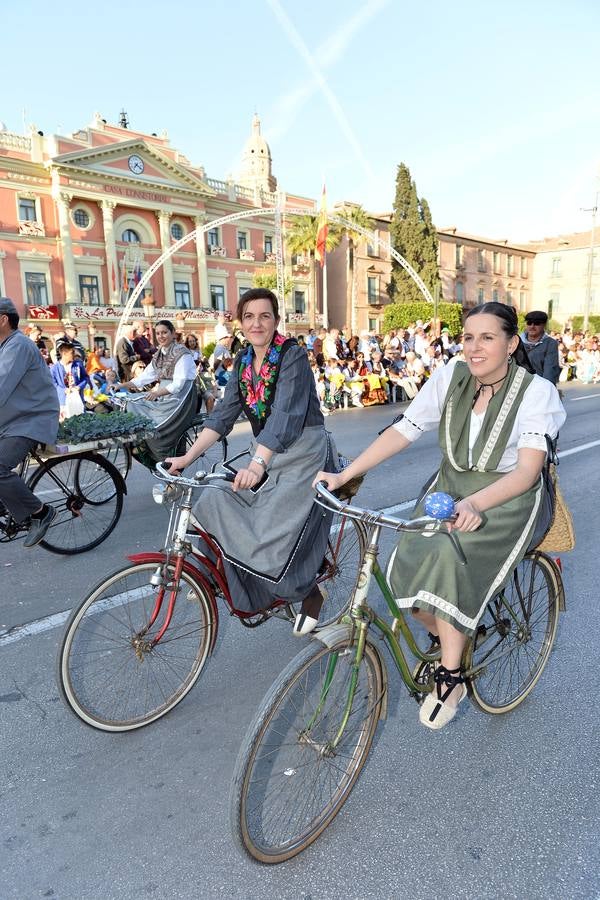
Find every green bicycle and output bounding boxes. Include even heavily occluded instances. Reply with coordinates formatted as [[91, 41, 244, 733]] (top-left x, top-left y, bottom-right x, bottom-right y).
[[230, 482, 564, 863]]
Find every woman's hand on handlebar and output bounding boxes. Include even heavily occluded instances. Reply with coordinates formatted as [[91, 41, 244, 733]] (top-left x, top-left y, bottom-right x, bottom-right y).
[[450, 499, 482, 533], [232, 464, 262, 493], [164, 454, 189, 474], [312, 470, 343, 492]]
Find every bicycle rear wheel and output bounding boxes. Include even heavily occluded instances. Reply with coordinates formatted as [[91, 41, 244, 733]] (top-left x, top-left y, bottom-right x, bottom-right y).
[[99, 444, 132, 480], [28, 454, 124, 555], [464, 551, 560, 714], [315, 516, 367, 628], [230, 637, 384, 864], [58, 561, 215, 731], [177, 426, 228, 473]]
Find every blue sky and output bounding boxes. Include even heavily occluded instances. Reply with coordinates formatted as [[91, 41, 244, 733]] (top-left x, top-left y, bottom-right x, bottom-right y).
[[2, 0, 599, 241]]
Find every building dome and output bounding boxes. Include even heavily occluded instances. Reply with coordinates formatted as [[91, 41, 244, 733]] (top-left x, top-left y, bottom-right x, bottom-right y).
[[238, 115, 277, 193]]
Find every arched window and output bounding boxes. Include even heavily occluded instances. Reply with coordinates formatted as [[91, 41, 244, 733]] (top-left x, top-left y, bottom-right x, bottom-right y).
[[122, 228, 140, 243]]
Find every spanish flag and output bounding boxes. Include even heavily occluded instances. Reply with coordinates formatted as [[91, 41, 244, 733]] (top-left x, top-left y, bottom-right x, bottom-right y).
[[121, 260, 129, 293], [315, 184, 328, 267]]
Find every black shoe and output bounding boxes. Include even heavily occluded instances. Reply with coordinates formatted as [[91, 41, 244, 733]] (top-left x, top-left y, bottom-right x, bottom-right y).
[[23, 506, 56, 548]]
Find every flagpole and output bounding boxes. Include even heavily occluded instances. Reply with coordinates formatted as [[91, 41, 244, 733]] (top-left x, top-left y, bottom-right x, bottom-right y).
[[322, 254, 328, 329]]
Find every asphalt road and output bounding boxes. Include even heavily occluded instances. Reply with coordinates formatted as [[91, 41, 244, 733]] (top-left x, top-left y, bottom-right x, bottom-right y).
[[1, 382, 599, 900]]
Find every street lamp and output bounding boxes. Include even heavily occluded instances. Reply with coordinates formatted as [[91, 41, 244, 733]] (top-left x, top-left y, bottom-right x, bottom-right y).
[[582, 191, 599, 333]]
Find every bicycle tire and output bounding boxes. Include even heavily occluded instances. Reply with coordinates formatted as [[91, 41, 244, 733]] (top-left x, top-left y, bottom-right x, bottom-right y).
[[58, 561, 215, 731], [27, 454, 124, 555], [464, 551, 560, 714], [315, 517, 367, 628], [230, 637, 384, 864], [98, 444, 132, 480]]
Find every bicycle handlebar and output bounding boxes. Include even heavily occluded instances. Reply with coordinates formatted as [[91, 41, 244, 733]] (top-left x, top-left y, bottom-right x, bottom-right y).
[[154, 460, 235, 488], [314, 481, 467, 565]]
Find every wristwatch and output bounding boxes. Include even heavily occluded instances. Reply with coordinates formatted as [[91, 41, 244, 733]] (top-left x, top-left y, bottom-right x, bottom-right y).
[[251, 454, 268, 471]]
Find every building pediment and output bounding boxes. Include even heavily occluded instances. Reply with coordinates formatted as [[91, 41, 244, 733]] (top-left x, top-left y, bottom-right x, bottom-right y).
[[49, 139, 216, 198]]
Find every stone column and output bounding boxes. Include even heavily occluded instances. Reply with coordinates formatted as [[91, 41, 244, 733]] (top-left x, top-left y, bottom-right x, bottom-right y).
[[194, 214, 209, 308], [56, 193, 79, 302], [156, 210, 175, 308], [99, 200, 119, 304]]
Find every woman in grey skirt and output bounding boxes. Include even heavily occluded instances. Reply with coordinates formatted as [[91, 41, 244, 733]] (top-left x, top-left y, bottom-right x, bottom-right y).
[[117, 319, 197, 461], [316, 303, 565, 730], [165, 288, 338, 636]]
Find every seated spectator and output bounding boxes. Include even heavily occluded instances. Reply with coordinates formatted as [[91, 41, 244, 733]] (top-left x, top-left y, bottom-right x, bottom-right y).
[[184, 333, 201, 362], [216, 356, 234, 389], [404, 351, 425, 389], [50, 341, 92, 417], [195, 359, 218, 414]]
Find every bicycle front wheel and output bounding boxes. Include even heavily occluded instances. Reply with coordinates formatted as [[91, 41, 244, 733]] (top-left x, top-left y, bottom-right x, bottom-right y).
[[230, 637, 384, 864], [58, 561, 215, 731], [28, 454, 124, 555], [464, 551, 560, 714]]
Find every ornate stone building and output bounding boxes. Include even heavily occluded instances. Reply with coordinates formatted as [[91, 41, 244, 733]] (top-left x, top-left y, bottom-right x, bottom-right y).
[[0, 114, 315, 349]]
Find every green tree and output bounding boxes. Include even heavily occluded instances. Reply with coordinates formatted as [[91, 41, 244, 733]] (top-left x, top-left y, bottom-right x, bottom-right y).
[[285, 214, 341, 328], [252, 268, 294, 299], [384, 301, 462, 335], [387, 163, 441, 304], [334, 204, 374, 335]]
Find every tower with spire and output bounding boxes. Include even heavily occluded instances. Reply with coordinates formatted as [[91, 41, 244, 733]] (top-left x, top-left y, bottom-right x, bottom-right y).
[[238, 114, 277, 193]]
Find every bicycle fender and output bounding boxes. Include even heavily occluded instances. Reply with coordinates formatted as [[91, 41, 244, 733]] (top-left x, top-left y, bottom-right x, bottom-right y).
[[126, 552, 219, 654], [313, 623, 388, 721]]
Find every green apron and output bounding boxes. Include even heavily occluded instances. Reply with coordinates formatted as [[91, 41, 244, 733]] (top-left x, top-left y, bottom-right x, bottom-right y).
[[388, 362, 543, 636]]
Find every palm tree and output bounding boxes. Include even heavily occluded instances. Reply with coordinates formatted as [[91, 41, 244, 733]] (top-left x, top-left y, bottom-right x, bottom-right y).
[[285, 214, 341, 328], [334, 204, 374, 337]]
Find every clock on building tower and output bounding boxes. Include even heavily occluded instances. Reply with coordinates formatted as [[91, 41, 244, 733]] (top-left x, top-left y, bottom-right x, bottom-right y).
[[128, 155, 145, 175]]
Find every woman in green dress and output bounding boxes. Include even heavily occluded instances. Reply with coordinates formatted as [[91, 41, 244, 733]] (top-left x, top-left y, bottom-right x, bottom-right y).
[[315, 302, 565, 730]]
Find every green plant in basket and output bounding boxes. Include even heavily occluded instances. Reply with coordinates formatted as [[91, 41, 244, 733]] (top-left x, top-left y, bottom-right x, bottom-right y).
[[57, 411, 155, 445]]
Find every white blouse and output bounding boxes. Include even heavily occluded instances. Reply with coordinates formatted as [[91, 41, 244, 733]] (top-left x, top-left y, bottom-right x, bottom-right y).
[[131, 351, 196, 395], [393, 363, 566, 473]]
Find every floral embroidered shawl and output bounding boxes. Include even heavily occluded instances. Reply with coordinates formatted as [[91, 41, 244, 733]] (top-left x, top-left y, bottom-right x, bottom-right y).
[[237, 332, 295, 436]]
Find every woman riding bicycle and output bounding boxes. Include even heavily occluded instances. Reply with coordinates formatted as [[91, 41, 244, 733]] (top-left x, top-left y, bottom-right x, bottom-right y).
[[316, 302, 565, 730], [117, 319, 197, 462], [166, 287, 339, 636]]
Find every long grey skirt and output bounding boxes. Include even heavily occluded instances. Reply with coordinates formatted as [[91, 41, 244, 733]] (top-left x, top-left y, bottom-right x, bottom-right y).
[[194, 425, 338, 614], [126, 378, 197, 460]]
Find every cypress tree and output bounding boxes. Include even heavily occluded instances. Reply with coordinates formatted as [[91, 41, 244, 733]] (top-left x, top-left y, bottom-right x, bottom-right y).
[[387, 163, 441, 303]]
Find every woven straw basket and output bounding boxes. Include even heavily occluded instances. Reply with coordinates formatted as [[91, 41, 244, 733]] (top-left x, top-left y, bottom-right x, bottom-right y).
[[538, 469, 576, 553]]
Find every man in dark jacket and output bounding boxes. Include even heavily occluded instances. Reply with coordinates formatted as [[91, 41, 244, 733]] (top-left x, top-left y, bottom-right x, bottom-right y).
[[0, 298, 60, 547], [520, 310, 560, 385], [115, 323, 140, 381], [132, 320, 156, 366]]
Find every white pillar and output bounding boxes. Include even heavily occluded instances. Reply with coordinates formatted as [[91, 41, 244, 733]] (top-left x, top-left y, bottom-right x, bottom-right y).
[[156, 210, 175, 308], [56, 193, 78, 302], [194, 215, 210, 308], [99, 200, 119, 303]]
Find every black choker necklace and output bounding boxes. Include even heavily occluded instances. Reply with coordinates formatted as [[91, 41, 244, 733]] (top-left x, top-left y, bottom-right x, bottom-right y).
[[472, 369, 509, 408]]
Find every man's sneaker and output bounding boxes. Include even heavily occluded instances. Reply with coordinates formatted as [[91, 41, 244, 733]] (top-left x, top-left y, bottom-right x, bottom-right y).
[[23, 506, 57, 549]]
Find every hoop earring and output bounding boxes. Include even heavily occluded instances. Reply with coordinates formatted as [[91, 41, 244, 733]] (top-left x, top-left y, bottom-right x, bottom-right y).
[[508, 353, 513, 364]]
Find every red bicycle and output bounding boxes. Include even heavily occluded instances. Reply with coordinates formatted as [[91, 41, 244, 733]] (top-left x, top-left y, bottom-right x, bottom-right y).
[[58, 460, 366, 732]]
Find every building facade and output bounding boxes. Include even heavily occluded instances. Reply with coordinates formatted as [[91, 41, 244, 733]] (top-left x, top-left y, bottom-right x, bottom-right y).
[[528, 228, 600, 323], [325, 219, 598, 333], [0, 113, 317, 350]]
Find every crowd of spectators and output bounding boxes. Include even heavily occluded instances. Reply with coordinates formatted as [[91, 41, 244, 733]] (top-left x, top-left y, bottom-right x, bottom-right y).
[[24, 314, 600, 421]]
